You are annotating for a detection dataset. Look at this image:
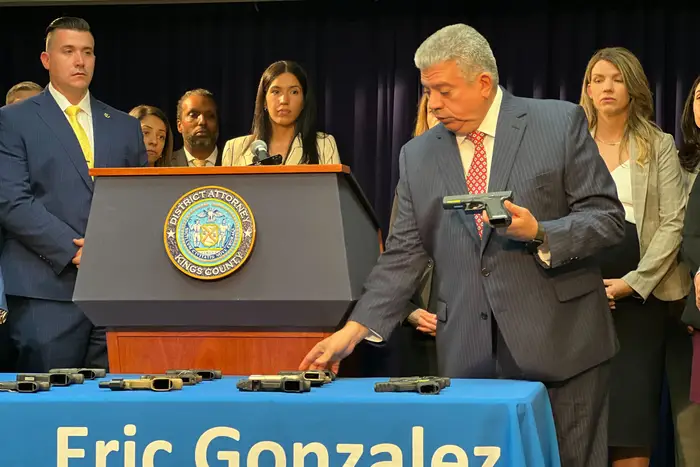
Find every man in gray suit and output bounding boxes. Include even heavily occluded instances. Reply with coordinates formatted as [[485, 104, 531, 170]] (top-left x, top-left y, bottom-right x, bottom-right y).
[[300, 24, 625, 467]]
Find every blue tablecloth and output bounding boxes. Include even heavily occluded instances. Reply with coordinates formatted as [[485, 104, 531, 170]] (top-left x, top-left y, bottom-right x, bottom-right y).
[[0, 374, 560, 466]]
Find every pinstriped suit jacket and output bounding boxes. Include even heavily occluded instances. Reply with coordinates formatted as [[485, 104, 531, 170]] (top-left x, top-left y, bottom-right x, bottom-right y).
[[350, 89, 626, 382]]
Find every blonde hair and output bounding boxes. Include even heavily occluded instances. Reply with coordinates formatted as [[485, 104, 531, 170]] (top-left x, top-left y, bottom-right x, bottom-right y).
[[579, 47, 660, 165], [413, 94, 431, 137]]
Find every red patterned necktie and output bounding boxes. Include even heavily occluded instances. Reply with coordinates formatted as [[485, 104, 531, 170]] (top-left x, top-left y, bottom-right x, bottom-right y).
[[465, 131, 488, 237]]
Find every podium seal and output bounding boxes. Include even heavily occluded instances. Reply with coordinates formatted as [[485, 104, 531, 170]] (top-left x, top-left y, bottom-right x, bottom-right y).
[[164, 186, 256, 280]]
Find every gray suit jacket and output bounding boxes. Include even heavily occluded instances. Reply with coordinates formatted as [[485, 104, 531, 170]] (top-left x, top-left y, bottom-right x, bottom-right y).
[[171, 147, 222, 167], [350, 89, 626, 382], [621, 133, 690, 301]]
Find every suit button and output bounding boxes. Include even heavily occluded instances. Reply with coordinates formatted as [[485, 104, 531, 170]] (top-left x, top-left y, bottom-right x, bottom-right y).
[[480, 312, 488, 320], [481, 268, 490, 277]]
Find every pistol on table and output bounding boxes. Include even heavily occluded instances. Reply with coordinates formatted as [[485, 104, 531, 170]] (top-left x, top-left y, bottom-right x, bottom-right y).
[[17, 372, 84, 386], [278, 370, 334, 386], [0, 380, 51, 393], [142, 372, 202, 385], [99, 377, 183, 392], [442, 191, 514, 227], [50, 368, 106, 380], [374, 376, 451, 395], [166, 369, 222, 381], [237, 374, 311, 393]]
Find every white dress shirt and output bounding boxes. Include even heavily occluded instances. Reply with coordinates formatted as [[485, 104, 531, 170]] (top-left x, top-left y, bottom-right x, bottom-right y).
[[610, 161, 636, 224], [185, 147, 218, 167], [48, 83, 94, 156]]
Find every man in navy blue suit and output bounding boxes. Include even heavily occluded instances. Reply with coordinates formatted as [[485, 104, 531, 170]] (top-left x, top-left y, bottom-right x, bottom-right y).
[[0, 17, 147, 372]]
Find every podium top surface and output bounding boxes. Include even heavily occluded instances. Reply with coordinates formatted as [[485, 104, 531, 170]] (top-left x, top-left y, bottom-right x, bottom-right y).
[[89, 164, 351, 177]]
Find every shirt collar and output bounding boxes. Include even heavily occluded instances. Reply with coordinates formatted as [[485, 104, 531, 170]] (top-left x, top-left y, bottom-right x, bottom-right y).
[[48, 82, 92, 117], [185, 146, 218, 166], [458, 85, 503, 142]]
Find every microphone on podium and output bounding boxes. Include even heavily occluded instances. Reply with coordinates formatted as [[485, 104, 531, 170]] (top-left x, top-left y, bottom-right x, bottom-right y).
[[250, 140, 283, 166]]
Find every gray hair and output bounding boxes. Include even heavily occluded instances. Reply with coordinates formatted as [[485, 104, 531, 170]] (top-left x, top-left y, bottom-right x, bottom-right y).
[[414, 24, 499, 87]]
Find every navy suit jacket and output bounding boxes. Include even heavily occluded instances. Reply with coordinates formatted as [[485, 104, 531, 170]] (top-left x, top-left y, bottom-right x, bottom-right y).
[[0, 89, 147, 301], [350, 89, 625, 382], [0, 264, 5, 311]]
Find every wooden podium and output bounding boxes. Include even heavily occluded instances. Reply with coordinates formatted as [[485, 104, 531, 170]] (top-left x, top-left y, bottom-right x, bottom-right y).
[[74, 165, 382, 375]]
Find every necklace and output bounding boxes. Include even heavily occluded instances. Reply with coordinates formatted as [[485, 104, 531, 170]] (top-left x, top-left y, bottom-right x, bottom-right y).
[[595, 136, 622, 146]]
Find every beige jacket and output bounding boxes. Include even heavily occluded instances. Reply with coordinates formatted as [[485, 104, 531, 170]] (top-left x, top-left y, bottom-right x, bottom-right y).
[[221, 132, 340, 166], [616, 131, 690, 301]]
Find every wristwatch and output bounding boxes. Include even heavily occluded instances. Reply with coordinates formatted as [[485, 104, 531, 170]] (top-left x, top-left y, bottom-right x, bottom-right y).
[[526, 223, 546, 253]]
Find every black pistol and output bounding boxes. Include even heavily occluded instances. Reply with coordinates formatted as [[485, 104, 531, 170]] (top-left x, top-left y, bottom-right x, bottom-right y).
[[374, 376, 451, 395], [442, 191, 514, 227], [17, 372, 84, 386], [0, 381, 51, 393]]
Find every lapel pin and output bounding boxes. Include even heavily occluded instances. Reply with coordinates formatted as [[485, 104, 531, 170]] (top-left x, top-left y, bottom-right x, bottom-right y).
[[104, 112, 111, 119]]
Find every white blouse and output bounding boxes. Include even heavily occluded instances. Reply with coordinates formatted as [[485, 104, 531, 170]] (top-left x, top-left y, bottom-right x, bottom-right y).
[[610, 161, 635, 224]]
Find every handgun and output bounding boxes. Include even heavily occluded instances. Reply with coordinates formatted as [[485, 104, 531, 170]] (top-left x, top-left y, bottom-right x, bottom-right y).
[[278, 370, 332, 386], [374, 377, 446, 395], [0, 381, 51, 393], [50, 368, 107, 380], [98, 377, 183, 392], [236, 374, 311, 393], [442, 191, 514, 227], [141, 372, 202, 385], [17, 372, 84, 386], [166, 369, 222, 381], [388, 376, 451, 389]]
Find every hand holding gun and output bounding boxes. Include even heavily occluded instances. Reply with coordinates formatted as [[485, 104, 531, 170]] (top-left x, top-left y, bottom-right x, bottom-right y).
[[99, 377, 183, 392], [236, 374, 311, 393], [17, 372, 84, 386], [0, 381, 51, 393], [50, 368, 106, 380], [166, 369, 222, 381], [443, 191, 514, 227]]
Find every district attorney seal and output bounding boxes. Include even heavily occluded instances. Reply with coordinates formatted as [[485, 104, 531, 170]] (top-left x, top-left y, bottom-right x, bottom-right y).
[[164, 186, 256, 280]]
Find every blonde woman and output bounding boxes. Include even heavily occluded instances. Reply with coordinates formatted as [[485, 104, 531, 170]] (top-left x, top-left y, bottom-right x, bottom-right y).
[[580, 47, 689, 467], [412, 92, 439, 137]]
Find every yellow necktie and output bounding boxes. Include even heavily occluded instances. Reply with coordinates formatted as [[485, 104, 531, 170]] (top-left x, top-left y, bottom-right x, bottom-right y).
[[192, 159, 207, 167], [65, 105, 93, 170]]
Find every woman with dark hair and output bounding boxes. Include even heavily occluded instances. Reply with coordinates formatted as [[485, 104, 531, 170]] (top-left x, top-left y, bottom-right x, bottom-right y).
[[679, 75, 700, 408], [128, 105, 173, 167], [222, 60, 340, 166]]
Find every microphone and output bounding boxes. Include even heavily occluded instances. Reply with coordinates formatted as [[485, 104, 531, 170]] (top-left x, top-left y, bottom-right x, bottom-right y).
[[250, 140, 282, 166]]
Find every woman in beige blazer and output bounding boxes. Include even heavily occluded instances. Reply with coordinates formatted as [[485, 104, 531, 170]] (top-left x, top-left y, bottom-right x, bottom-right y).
[[222, 60, 340, 166], [581, 47, 689, 467]]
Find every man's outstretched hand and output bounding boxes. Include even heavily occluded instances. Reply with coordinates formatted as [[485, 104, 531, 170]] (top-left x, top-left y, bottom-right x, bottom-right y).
[[299, 321, 371, 374]]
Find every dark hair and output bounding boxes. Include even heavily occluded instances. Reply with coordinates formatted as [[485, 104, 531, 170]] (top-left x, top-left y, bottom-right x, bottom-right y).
[[129, 105, 174, 167], [5, 81, 43, 105], [176, 88, 216, 124], [679, 75, 700, 173], [248, 60, 321, 164], [45, 17, 91, 49]]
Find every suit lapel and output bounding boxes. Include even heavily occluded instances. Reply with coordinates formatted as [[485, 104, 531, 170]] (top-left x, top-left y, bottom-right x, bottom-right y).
[[91, 97, 111, 181], [480, 91, 527, 256], [434, 125, 481, 243], [35, 90, 93, 190]]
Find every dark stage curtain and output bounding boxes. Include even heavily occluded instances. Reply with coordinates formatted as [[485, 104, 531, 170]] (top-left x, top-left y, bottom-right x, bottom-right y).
[[2, 2, 698, 464], [2, 0, 699, 234]]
